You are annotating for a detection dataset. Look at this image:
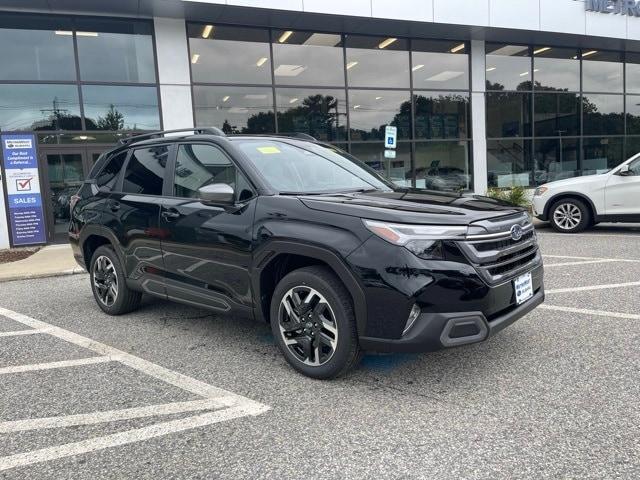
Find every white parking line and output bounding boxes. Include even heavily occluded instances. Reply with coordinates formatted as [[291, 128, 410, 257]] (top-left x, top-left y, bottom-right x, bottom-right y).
[[546, 281, 640, 295], [0, 328, 50, 338], [539, 304, 640, 320], [538, 232, 640, 239], [0, 306, 269, 472], [543, 259, 619, 268], [0, 356, 112, 375], [543, 254, 640, 263]]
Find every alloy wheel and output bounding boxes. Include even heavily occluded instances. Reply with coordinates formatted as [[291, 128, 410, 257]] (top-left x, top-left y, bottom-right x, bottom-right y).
[[93, 255, 118, 307], [553, 203, 582, 231], [278, 286, 339, 366]]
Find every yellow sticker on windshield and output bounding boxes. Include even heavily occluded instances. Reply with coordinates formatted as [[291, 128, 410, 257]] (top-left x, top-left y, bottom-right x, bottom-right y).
[[257, 146, 281, 154]]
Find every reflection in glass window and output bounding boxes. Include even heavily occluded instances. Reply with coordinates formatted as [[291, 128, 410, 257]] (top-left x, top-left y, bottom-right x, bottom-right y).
[[272, 31, 344, 87], [626, 53, 640, 94], [626, 95, 640, 135], [276, 89, 347, 141], [533, 47, 579, 91], [414, 92, 469, 140], [485, 44, 531, 91], [534, 138, 580, 184], [583, 137, 624, 172], [193, 86, 274, 134], [349, 143, 412, 187], [76, 19, 155, 83], [412, 40, 468, 90], [625, 136, 640, 159], [0, 15, 75, 81], [188, 24, 271, 85], [122, 146, 169, 195], [0, 84, 81, 131], [415, 141, 471, 191], [487, 139, 533, 188], [174, 144, 233, 197], [486, 92, 532, 138], [582, 94, 624, 136], [348, 90, 411, 141], [82, 85, 160, 131], [345, 35, 410, 88], [582, 50, 623, 93], [534, 93, 580, 137]]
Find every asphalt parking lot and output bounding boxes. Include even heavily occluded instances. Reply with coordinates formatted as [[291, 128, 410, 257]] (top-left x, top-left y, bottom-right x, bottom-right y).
[[0, 225, 639, 479]]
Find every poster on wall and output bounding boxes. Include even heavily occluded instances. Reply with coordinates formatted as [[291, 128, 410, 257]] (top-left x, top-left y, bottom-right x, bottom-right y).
[[0, 133, 47, 246]]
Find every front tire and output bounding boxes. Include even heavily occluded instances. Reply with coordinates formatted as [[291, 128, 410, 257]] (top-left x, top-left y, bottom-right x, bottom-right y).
[[90, 245, 141, 315], [270, 266, 362, 379], [549, 198, 591, 233]]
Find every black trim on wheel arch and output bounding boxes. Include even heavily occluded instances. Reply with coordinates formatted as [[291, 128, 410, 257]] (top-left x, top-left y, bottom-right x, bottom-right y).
[[252, 241, 368, 335], [79, 225, 126, 272], [543, 192, 599, 221]]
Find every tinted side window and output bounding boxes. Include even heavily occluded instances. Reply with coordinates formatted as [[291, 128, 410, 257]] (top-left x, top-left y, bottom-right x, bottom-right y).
[[174, 144, 253, 200], [122, 145, 169, 195], [96, 151, 127, 189], [630, 159, 640, 175]]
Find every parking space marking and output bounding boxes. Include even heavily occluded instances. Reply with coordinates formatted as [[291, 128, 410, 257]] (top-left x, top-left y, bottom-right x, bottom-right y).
[[0, 306, 269, 472], [546, 281, 640, 295], [0, 328, 50, 338], [537, 232, 640, 239], [0, 356, 112, 375], [539, 304, 640, 320], [543, 259, 620, 268], [543, 254, 640, 263]]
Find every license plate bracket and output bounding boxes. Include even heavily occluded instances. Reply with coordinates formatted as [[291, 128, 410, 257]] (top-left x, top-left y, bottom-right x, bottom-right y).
[[514, 272, 534, 305]]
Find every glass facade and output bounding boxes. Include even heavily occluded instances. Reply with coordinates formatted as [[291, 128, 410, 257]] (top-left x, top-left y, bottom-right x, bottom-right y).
[[486, 44, 640, 187], [0, 14, 160, 135], [188, 23, 472, 191]]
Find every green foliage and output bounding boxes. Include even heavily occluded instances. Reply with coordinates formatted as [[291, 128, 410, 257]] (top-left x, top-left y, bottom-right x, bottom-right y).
[[486, 186, 530, 208]]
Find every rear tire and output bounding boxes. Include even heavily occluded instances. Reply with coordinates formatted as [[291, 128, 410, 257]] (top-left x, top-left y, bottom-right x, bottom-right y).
[[549, 198, 591, 233], [270, 266, 362, 379], [90, 245, 141, 315]]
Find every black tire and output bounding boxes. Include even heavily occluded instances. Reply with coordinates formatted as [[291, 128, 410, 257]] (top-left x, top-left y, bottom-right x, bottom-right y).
[[90, 245, 141, 315], [549, 198, 591, 233], [270, 266, 362, 379]]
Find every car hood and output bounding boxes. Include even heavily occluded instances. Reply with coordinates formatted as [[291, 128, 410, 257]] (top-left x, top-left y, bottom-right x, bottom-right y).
[[299, 189, 524, 225], [543, 173, 608, 190]]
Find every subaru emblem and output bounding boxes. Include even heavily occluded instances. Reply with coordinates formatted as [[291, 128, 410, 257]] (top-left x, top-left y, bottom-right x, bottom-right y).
[[510, 224, 524, 242]]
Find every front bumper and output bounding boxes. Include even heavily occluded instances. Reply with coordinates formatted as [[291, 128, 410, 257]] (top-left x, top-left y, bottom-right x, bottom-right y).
[[359, 287, 544, 353], [532, 196, 548, 220]]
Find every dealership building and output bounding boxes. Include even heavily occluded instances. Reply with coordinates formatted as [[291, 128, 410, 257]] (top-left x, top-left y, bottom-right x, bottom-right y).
[[1, 0, 639, 248]]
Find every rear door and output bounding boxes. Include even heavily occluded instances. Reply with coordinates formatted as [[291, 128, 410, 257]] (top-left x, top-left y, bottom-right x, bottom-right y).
[[158, 142, 257, 313], [604, 158, 640, 215], [102, 143, 171, 298]]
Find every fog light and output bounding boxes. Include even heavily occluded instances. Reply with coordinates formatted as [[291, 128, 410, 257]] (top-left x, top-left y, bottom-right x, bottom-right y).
[[403, 304, 421, 335]]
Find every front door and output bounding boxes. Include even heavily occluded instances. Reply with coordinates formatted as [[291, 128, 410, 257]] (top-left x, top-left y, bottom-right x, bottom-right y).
[[605, 158, 640, 216], [158, 142, 256, 313]]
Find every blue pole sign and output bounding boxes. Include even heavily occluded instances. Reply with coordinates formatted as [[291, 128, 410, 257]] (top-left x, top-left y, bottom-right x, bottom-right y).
[[1, 133, 47, 246]]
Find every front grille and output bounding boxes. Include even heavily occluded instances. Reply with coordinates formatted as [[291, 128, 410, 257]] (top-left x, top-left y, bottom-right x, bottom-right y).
[[456, 218, 542, 285]]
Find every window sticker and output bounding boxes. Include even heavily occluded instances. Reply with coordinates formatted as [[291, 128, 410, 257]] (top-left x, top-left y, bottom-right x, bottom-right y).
[[257, 146, 281, 154]]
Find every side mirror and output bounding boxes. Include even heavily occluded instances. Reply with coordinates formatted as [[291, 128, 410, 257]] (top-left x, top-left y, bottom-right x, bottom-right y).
[[198, 183, 235, 206], [618, 164, 632, 176]]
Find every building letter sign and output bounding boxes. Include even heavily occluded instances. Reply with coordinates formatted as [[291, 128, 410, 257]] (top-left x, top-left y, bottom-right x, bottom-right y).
[[586, 0, 640, 16]]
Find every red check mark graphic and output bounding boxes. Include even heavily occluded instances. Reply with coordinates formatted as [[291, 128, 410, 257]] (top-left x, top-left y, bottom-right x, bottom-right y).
[[17, 178, 32, 189]]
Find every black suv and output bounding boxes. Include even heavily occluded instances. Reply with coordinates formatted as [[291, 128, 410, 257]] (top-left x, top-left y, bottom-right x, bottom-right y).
[[70, 128, 544, 379]]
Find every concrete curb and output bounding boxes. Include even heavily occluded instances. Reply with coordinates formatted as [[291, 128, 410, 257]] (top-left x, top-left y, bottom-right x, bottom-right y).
[[0, 267, 87, 284]]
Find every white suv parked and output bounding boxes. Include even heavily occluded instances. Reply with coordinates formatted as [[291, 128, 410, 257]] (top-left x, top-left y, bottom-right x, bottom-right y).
[[532, 154, 640, 233]]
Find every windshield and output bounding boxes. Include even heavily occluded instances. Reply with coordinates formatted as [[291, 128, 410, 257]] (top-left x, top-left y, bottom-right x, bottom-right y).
[[234, 139, 393, 194]]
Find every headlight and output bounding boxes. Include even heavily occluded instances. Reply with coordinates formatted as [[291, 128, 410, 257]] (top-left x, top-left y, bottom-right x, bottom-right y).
[[534, 186, 548, 196], [363, 220, 467, 260]]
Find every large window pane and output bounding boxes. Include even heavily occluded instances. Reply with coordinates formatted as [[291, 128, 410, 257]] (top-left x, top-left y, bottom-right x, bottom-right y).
[[0, 15, 75, 81], [487, 139, 533, 188], [415, 141, 471, 191], [626, 95, 640, 135], [272, 31, 344, 87], [534, 93, 580, 137], [276, 89, 347, 141], [534, 138, 580, 184], [533, 47, 579, 91], [349, 142, 411, 187], [582, 50, 623, 93], [345, 35, 409, 88], [188, 24, 271, 85], [348, 90, 411, 141], [193, 86, 274, 134], [76, 19, 155, 83], [583, 94, 624, 136], [625, 136, 640, 159], [583, 137, 624, 172], [486, 92, 532, 138], [485, 44, 531, 91], [82, 85, 160, 131], [626, 53, 640, 94], [412, 40, 468, 90], [0, 84, 81, 131], [414, 92, 469, 140]]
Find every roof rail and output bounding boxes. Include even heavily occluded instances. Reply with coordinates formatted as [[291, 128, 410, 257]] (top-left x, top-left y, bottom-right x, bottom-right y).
[[286, 132, 317, 141], [117, 127, 226, 146]]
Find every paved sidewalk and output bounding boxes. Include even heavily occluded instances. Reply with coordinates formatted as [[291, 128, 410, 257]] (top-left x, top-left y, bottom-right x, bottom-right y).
[[0, 244, 85, 283]]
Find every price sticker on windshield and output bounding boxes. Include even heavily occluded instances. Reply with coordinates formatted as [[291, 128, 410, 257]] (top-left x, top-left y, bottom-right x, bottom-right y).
[[257, 146, 281, 154]]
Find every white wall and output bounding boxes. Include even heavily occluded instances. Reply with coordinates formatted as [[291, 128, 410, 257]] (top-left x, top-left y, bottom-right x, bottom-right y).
[[184, 0, 640, 41]]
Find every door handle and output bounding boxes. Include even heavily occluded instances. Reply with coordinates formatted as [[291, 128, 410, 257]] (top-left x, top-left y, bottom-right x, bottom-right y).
[[162, 208, 182, 221], [108, 201, 120, 212]]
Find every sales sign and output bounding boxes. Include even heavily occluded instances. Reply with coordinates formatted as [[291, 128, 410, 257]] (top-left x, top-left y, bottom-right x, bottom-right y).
[[1, 133, 47, 246]]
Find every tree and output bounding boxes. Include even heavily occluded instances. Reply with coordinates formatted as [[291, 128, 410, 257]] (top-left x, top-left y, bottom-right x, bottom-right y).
[[96, 104, 125, 131]]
